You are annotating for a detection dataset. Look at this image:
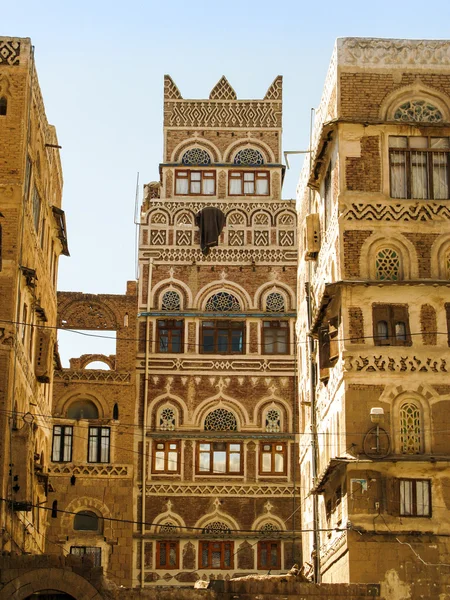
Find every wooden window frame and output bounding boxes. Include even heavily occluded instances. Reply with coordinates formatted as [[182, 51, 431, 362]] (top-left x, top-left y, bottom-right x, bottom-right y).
[[399, 478, 431, 517], [157, 319, 184, 353], [87, 427, 110, 463], [51, 425, 73, 462], [259, 442, 287, 475], [175, 169, 216, 196], [389, 136, 450, 200], [228, 170, 270, 196], [201, 320, 245, 355], [199, 541, 234, 569], [262, 321, 289, 355], [156, 540, 179, 569], [152, 440, 181, 474], [196, 441, 243, 476], [257, 540, 281, 570], [372, 304, 411, 347]]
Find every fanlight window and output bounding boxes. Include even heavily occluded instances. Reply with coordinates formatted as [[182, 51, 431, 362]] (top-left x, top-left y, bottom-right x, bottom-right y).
[[234, 148, 264, 166], [265, 409, 281, 433], [67, 400, 99, 420], [400, 402, 422, 454], [205, 292, 241, 312], [204, 408, 237, 431], [159, 521, 178, 533], [74, 511, 100, 531], [375, 248, 400, 281], [202, 521, 231, 534], [182, 148, 211, 165], [162, 290, 181, 311], [160, 407, 176, 431], [260, 522, 280, 534], [394, 100, 443, 123], [266, 292, 285, 312]]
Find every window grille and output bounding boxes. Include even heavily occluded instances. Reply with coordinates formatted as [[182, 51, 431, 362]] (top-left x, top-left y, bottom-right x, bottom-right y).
[[394, 100, 443, 123], [205, 292, 241, 312], [161, 290, 181, 311], [400, 402, 422, 454], [202, 521, 231, 534], [181, 148, 211, 165], [265, 409, 281, 433], [159, 407, 176, 430], [158, 521, 177, 533], [204, 409, 237, 431], [260, 522, 280, 533], [375, 248, 400, 281], [266, 292, 285, 312], [233, 148, 264, 166]]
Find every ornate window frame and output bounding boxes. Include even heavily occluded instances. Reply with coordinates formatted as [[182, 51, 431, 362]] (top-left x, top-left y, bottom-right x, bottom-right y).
[[392, 393, 430, 455]]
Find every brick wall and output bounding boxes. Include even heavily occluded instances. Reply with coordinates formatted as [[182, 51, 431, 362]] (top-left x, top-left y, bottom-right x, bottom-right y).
[[345, 137, 380, 192], [343, 230, 373, 278]]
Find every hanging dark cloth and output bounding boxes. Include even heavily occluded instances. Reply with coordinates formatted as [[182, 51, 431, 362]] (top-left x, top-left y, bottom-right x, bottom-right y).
[[195, 207, 226, 255]]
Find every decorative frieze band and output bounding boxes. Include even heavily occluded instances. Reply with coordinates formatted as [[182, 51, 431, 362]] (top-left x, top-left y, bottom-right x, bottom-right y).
[[140, 247, 297, 264], [338, 37, 450, 67], [165, 101, 282, 129], [53, 370, 131, 383], [140, 357, 295, 373], [147, 200, 295, 218], [143, 483, 298, 496], [344, 354, 448, 373], [49, 464, 130, 477], [343, 201, 450, 222]]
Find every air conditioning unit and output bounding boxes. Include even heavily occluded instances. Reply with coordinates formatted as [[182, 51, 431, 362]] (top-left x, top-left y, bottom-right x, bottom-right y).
[[35, 327, 52, 383], [304, 213, 321, 260]]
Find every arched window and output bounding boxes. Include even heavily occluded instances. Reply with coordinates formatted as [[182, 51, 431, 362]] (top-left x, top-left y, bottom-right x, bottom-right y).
[[67, 400, 99, 420], [161, 290, 181, 311], [265, 292, 285, 313], [0, 97, 7, 116], [375, 248, 401, 281], [265, 408, 281, 433], [259, 522, 280, 534], [376, 320, 389, 342], [113, 403, 119, 420], [234, 148, 264, 166], [400, 402, 422, 454], [205, 292, 241, 312], [395, 321, 407, 342], [204, 408, 237, 431], [446, 250, 450, 279], [73, 510, 101, 532], [202, 521, 231, 534], [181, 148, 211, 165], [159, 406, 176, 431], [394, 100, 443, 123]]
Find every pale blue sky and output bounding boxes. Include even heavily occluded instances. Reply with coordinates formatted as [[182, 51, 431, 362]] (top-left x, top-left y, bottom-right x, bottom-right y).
[[3, 0, 450, 362]]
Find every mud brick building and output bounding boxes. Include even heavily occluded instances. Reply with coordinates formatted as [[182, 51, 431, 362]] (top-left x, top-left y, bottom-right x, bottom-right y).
[[45, 285, 137, 587], [135, 75, 300, 586], [0, 37, 68, 554], [296, 37, 450, 596]]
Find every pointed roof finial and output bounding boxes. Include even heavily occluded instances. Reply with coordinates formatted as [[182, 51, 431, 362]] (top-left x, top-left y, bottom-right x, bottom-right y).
[[264, 76, 282, 101], [209, 76, 237, 100], [164, 75, 182, 100]]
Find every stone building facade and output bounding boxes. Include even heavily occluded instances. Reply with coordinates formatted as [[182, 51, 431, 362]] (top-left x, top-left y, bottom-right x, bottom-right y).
[[0, 37, 68, 554], [44, 285, 137, 587], [296, 37, 450, 596], [135, 75, 300, 586]]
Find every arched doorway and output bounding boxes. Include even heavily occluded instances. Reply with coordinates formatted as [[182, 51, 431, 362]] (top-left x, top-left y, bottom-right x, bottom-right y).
[[0, 567, 100, 600]]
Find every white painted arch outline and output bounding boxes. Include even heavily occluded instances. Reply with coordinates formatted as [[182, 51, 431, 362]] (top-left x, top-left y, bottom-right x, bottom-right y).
[[195, 279, 252, 311], [379, 82, 450, 122]]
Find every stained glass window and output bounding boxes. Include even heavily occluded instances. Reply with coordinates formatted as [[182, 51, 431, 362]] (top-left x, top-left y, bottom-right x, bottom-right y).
[[159, 407, 176, 431], [266, 292, 285, 312], [204, 408, 237, 431], [400, 402, 422, 454], [234, 148, 264, 166], [181, 148, 211, 165], [205, 292, 241, 312], [394, 100, 443, 123], [162, 290, 181, 311], [376, 248, 400, 281], [265, 409, 281, 433]]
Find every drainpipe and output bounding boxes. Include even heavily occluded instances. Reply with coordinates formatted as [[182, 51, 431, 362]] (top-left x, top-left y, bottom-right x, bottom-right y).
[[140, 257, 153, 588]]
